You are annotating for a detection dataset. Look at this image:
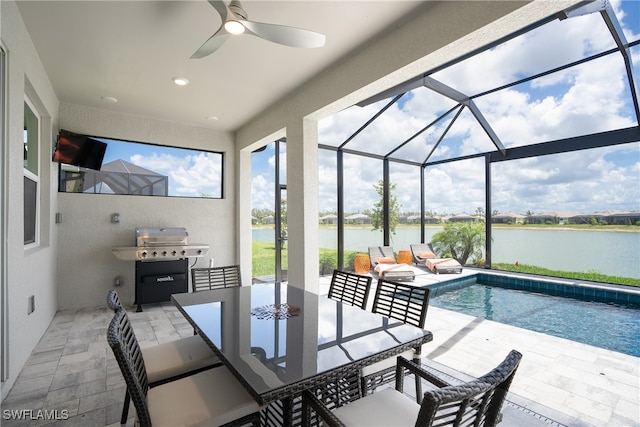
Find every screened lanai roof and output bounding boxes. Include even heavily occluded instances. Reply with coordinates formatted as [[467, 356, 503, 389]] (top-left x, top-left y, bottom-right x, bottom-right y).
[[319, 0, 640, 166]]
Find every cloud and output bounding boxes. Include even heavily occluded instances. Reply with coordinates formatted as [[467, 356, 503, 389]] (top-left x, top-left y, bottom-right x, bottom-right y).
[[251, 174, 274, 210], [130, 152, 222, 197]]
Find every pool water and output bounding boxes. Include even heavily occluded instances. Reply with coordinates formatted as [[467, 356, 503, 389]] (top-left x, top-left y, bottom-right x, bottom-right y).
[[429, 279, 640, 357]]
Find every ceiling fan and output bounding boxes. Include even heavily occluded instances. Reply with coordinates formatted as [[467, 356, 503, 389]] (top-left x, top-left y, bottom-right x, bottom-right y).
[[191, 0, 326, 59]]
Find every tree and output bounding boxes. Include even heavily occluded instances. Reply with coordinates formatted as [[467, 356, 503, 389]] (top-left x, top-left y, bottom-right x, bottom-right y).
[[431, 222, 485, 265], [365, 179, 401, 234]]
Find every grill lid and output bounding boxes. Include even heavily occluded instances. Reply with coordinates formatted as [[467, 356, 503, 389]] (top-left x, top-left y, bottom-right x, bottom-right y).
[[136, 227, 188, 247], [112, 227, 208, 261]]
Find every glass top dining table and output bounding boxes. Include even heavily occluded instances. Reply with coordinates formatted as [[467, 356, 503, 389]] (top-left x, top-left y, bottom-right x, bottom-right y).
[[171, 282, 433, 407]]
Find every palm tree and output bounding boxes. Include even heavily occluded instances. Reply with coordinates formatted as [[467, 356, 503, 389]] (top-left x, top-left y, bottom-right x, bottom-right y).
[[431, 222, 485, 265]]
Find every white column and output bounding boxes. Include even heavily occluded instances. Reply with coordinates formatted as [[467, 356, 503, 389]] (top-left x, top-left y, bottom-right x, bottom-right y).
[[285, 119, 319, 293], [237, 149, 253, 285]]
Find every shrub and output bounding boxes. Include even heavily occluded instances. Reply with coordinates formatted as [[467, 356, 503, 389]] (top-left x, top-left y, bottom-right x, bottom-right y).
[[319, 252, 336, 275]]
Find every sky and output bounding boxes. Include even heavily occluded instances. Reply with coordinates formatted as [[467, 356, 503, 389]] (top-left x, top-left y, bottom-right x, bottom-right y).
[[99, 139, 223, 198], [251, 0, 640, 216]]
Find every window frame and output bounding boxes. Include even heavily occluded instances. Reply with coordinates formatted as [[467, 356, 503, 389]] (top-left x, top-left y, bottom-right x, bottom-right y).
[[56, 134, 225, 199], [23, 97, 40, 248]]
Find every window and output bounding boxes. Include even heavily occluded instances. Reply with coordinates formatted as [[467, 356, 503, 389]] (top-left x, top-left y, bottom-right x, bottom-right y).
[[57, 136, 224, 198], [23, 99, 39, 245]]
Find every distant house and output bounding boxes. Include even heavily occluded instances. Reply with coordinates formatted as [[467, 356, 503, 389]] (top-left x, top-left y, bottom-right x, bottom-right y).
[[448, 213, 476, 223], [572, 210, 640, 225], [319, 214, 338, 224], [492, 212, 526, 224], [607, 211, 640, 225], [407, 215, 440, 224], [262, 215, 275, 225], [346, 213, 372, 224], [406, 215, 420, 224], [527, 211, 580, 224]]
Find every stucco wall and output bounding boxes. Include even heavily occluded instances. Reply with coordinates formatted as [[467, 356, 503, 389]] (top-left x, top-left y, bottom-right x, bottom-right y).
[[57, 103, 236, 310], [1, 0, 60, 398]]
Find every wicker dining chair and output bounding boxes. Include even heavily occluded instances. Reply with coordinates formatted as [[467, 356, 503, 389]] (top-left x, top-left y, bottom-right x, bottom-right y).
[[303, 350, 522, 427], [106, 290, 222, 424], [191, 265, 242, 292], [107, 308, 261, 427], [327, 270, 372, 310], [361, 279, 430, 395]]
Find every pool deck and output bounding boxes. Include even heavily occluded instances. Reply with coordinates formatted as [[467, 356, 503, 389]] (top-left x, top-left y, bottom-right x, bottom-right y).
[[328, 267, 639, 426], [1, 269, 638, 426]]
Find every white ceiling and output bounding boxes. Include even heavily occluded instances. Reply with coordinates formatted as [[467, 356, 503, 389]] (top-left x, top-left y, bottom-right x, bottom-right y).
[[16, 0, 428, 132]]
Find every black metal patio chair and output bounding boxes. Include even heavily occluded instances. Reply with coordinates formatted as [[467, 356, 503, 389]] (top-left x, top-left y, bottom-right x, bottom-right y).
[[106, 290, 221, 424], [107, 308, 261, 427], [191, 264, 242, 292], [361, 279, 430, 395], [303, 350, 523, 427], [327, 269, 372, 310]]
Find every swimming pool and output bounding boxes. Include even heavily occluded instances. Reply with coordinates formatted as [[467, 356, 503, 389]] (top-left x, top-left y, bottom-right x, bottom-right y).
[[428, 274, 640, 357]]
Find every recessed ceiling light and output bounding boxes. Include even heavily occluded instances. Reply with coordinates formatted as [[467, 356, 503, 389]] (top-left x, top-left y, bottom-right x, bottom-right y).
[[100, 96, 118, 103], [172, 77, 190, 86], [206, 116, 219, 121]]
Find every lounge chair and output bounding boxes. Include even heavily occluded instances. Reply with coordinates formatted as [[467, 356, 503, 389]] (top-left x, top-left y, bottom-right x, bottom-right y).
[[410, 243, 463, 274], [368, 246, 415, 281]]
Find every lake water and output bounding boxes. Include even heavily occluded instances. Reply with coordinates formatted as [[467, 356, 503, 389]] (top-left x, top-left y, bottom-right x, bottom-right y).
[[252, 227, 640, 279]]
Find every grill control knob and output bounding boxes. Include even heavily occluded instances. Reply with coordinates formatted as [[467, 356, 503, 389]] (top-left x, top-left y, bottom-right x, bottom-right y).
[[197, 249, 203, 255], [181, 250, 187, 256], [141, 251, 148, 258], [152, 251, 158, 257], [162, 251, 167, 257], [172, 250, 177, 256]]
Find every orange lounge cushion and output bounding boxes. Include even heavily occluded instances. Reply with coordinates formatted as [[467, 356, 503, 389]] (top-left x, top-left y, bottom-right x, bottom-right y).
[[419, 251, 437, 259], [377, 256, 396, 264]]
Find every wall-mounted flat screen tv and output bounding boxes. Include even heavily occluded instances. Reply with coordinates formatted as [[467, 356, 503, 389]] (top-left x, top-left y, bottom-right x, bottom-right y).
[[52, 129, 107, 170]]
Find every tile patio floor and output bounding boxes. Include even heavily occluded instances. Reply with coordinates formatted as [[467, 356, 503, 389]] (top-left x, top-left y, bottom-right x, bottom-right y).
[[1, 271, 639, 426]]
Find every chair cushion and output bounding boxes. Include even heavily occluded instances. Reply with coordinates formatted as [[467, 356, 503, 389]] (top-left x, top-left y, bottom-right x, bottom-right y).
[[143, 334, 219, 384], [361, 349, 413, 376], [147, 367, 261, 426], [332, 387, 420, 426], [419, 251, 436, 259]]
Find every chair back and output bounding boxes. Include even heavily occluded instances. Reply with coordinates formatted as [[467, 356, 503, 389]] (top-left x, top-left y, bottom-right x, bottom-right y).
[[416, 350, 523, 427], [106, 309, 152, 427], [327, 270, 372, 310], [410, 243, 437, 264], [107, 289, 122, 312], [372, 279, 430, 328], [191, 265, 242, 292]]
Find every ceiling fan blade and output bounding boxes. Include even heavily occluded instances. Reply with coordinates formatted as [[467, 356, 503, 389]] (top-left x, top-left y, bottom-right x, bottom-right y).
[[240, 20, 326, 48], [207, 0, 228, 21], [191, 27, 230, 59]]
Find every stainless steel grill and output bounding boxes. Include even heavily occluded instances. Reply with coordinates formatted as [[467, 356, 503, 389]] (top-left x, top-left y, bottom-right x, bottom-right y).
[[111, 227, 209, 311], [112, 227, 209, 261]]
